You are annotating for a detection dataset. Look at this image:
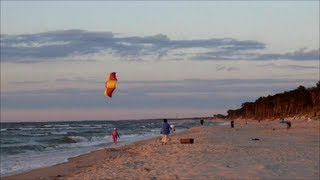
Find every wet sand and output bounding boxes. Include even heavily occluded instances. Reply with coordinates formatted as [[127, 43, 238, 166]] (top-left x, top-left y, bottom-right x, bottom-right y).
[[3, 119, 319, 180]]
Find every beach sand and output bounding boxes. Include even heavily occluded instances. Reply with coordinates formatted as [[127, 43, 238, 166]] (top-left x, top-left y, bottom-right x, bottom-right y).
[[3, 119, 319, 180]]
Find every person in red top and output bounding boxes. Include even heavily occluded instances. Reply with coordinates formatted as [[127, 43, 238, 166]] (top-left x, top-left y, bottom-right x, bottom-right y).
[[112, 128, 120, 144]]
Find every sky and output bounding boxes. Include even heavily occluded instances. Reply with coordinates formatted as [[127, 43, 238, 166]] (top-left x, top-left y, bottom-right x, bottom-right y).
[[1, 1, 319, 122]]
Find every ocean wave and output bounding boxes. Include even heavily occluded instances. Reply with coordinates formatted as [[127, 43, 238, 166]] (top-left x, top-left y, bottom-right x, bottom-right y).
[[91, 136, 106, 141], [35, 136, 88, 145], [19, 127, 36, 131], [43, 125, 53, 128], [34, 133, 50, 136], [1, 144, 46, 155], [54, 124, 70, 127], [4, 128, 20, 131], [50, 131, 68, 135], [63, 136, 88, 143], [0, 128, 7, 131], [77, 124, 103, 128], [0, 139, 21, 145], [151, 128, 160, 132], [34, 127, 59, 130], [17, 132, 49, 137]]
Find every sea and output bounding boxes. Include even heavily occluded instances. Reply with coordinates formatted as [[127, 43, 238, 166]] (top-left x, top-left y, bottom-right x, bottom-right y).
[[0, 119, 227, 177]]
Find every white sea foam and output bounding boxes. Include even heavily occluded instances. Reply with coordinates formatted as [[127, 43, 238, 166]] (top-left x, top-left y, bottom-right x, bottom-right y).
[[50, 131, 68, 135]]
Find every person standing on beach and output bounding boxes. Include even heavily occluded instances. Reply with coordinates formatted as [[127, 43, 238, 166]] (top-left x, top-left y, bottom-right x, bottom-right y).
[[286, 121, 291, 129], [170, 124, 175, 133], [230, 120, 234, 128], [160, 119, 171, 145], [200, 119, 204, 125], [112, 128, 120, 144]]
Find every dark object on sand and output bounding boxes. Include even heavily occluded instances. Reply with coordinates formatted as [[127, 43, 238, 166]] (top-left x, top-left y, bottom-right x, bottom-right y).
[[200, 119, 204, 125], [144, 168, 151, 172], [251, 138, 260, 141], [230, 120, 234, 128], [180, 138, 194, 144]]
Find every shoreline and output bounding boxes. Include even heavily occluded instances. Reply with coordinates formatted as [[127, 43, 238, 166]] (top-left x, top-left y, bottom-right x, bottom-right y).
[[1, 120, 224, 177], [1, 125, 196, 179], [3, 119, 319, 180]]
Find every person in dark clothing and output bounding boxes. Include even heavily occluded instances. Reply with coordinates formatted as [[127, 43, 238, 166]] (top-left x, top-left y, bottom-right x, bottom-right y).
[[286, 121, 291, 129], [230, 120, 234, 128], [160, 119, 171, 145], [200, 119, 204, 125]]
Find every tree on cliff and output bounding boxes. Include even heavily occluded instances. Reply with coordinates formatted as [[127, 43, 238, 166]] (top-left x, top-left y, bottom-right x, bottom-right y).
[[226, 81, 320, 120]]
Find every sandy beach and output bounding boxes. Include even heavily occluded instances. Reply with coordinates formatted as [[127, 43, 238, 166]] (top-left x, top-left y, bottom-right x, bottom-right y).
[[3, 119, 319, 180]]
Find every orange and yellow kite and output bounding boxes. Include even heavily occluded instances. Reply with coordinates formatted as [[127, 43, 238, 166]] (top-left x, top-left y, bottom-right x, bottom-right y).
[[104, 72, 117, 98]]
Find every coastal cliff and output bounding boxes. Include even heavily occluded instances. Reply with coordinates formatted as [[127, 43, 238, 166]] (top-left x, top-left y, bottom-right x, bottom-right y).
[[226, 81, 320, 120]]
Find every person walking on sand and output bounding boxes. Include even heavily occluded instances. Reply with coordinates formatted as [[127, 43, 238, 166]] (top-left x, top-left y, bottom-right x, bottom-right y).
[[230, 120, 234, 128], [160, 119, 171, 145], [112, 128, 120, 144]]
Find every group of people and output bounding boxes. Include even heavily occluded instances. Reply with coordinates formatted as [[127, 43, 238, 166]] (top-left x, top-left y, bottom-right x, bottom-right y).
[[111, 119, 176, 145], [111, 117, 293, 145], [111, 117, 292, 145]]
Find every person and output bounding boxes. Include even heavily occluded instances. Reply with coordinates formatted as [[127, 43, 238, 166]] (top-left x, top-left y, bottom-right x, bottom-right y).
[[230, 120, 234, 128], [286, 121, 291, 129], [112, 128, 120, 144], [160, 119, 171, 145], [170, 124, 175, 133], [200, 119, 204, 125]]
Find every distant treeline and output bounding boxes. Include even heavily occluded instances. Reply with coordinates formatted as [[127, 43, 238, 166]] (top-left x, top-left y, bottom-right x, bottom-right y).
[[221, 81, 320, 120]]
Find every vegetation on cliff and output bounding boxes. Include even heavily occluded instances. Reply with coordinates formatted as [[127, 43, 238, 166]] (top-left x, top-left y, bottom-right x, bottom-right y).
[[226, 81, 320, 120]]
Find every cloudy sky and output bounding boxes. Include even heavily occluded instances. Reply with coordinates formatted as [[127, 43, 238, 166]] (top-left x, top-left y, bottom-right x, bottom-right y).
[[1, 1, 319, 122]]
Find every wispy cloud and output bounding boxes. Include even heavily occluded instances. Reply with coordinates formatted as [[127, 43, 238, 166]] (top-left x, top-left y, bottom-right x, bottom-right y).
[[193, 48, 319, 61], [258, 63, 319, 70], [2, 30, 317, 63], [254, 48, 320, 61], [215, 65, 239, 71]]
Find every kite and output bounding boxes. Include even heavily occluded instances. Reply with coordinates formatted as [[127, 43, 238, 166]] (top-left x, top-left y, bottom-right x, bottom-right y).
[[104, 72, 117, 98]]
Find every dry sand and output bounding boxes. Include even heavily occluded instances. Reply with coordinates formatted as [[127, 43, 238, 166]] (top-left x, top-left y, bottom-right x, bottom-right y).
[[3, 119, 319, 180]]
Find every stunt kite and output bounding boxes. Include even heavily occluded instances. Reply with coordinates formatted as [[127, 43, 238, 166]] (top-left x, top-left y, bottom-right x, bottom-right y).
[[104, 72, 117, 98]]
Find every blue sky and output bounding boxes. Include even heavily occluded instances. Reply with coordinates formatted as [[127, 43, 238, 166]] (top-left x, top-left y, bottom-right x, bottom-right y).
[[1, 1, 319, 122]]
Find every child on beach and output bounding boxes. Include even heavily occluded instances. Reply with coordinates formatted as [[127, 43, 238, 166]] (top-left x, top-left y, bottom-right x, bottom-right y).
[[160, 119, 171, 145], [112, 128, 120, 144], [170, 124, 175, 133]]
